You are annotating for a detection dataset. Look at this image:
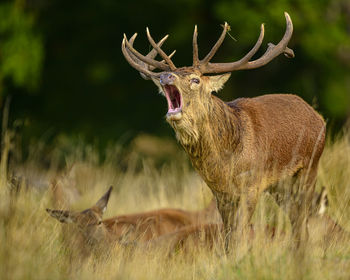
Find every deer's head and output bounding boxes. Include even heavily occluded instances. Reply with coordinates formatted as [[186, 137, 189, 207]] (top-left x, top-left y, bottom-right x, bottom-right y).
[[122, 13, 294, 143], [46, 186, 113, 246]]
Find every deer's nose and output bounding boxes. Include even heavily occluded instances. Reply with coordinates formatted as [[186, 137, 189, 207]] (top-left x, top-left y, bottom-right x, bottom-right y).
[[160, 73, 175, 85]]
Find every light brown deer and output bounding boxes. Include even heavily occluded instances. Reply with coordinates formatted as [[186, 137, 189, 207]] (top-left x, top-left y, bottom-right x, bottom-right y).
[[46, 186, 219, 257], [122, 12, 326, 248]]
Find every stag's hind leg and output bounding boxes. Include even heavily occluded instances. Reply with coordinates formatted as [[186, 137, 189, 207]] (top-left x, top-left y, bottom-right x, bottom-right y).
[[269, 168, 318, 248]]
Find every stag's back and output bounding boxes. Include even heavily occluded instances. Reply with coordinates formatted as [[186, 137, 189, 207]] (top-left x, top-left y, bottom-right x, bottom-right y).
[[228, 94, 325, 185]]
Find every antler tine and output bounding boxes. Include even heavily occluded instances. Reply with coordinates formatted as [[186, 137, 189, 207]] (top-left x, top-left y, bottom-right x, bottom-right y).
[[203, 24, 265, 73], [126, 34, 156, 80], [146, 27, 177, 71], [128, 34, 176, 71], [125, 34, 152, 80], [124, 34, 170, 71], [284, 46, 295, 58], [241, 12, 294, 70], [150, 50, 176, 70], [228, 24, 265, 67], [272, 44, 295, 58], [145, 34, 169, 60], [204, 12, 293, 73], [201, 22, 230, 65], [193, 25, 199, 67], [122, 38, 161, 79], [126, 33, 141, 63]]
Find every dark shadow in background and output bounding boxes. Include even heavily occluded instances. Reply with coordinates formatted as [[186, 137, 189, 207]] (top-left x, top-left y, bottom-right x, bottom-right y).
[[5, 0, 350, 157]]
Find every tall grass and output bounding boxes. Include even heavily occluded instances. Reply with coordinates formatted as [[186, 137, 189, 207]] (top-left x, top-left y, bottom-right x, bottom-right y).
[[1, 128, 350, 280]]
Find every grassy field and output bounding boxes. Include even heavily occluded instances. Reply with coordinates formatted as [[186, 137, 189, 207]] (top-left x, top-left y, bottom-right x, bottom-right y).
[[1, 128, 350, 280]]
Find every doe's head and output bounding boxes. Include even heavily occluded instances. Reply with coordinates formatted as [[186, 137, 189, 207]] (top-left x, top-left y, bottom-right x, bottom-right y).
[[46, 186, 113, 245]]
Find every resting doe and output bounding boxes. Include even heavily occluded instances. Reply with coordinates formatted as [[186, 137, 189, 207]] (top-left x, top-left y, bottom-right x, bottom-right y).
[[46, 187, 218, 257]]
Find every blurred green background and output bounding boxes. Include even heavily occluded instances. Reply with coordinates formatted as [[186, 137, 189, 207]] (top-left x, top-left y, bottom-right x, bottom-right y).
[[0, 0, 349, 159]]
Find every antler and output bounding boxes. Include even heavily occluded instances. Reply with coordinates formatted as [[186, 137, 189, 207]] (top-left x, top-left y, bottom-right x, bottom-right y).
[[195, 12, 294, 74], [122, 12, 294, 78], [122, 30, 176, 80]]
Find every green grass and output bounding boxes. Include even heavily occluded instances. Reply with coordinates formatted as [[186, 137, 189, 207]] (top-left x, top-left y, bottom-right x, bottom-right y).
[[1, 129, 350, 280]]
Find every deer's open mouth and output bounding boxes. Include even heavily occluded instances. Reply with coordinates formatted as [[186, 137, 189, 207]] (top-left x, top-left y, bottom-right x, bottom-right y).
[[163, 85, 182, 120]]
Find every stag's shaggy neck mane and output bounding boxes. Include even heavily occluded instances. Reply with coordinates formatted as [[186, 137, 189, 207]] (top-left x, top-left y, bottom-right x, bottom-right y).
[[172, 95, 243, 190]]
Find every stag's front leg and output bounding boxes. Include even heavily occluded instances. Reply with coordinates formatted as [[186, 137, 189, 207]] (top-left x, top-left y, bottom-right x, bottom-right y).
[[215, 195, 238, 253], [215, 189, 259, 253]]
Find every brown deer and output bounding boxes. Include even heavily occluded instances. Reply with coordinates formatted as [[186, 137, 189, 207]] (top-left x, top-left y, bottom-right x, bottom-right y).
[[145, 187, 332, 254], [46, 187, 219, 257], [121, 12, 326, 248]]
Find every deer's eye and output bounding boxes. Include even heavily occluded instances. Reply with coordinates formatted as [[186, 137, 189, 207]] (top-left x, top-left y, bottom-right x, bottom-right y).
[[191, 78, 200, 84], [98, 221, 102, 225]]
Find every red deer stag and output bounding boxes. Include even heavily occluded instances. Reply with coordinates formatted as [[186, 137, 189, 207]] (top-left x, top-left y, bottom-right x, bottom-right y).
[[46, 187, 219, 257], [121, 12, 326, 248]]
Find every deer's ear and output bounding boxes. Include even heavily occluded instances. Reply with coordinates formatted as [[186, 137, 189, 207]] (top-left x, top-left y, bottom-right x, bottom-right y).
[[207, 73, 231, 93], [94, 186, 113, 214], [46, 209, 75, 224]]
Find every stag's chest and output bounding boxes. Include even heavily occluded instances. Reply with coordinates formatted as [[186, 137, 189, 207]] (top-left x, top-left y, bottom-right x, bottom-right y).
[[187, 148, 239, 193], [185, 131, 261, 193]]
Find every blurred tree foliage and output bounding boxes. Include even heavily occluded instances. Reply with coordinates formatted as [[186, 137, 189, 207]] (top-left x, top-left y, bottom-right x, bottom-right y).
[[0, 0, 349, 155], [0, 0, 43, 103], [215, 0, 350, 119]]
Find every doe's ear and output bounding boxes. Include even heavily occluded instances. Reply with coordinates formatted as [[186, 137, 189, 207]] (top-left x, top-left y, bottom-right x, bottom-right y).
[[94, 186, 113, 215], [46, 209, 75, 224], [207, 73, 231, 93]]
